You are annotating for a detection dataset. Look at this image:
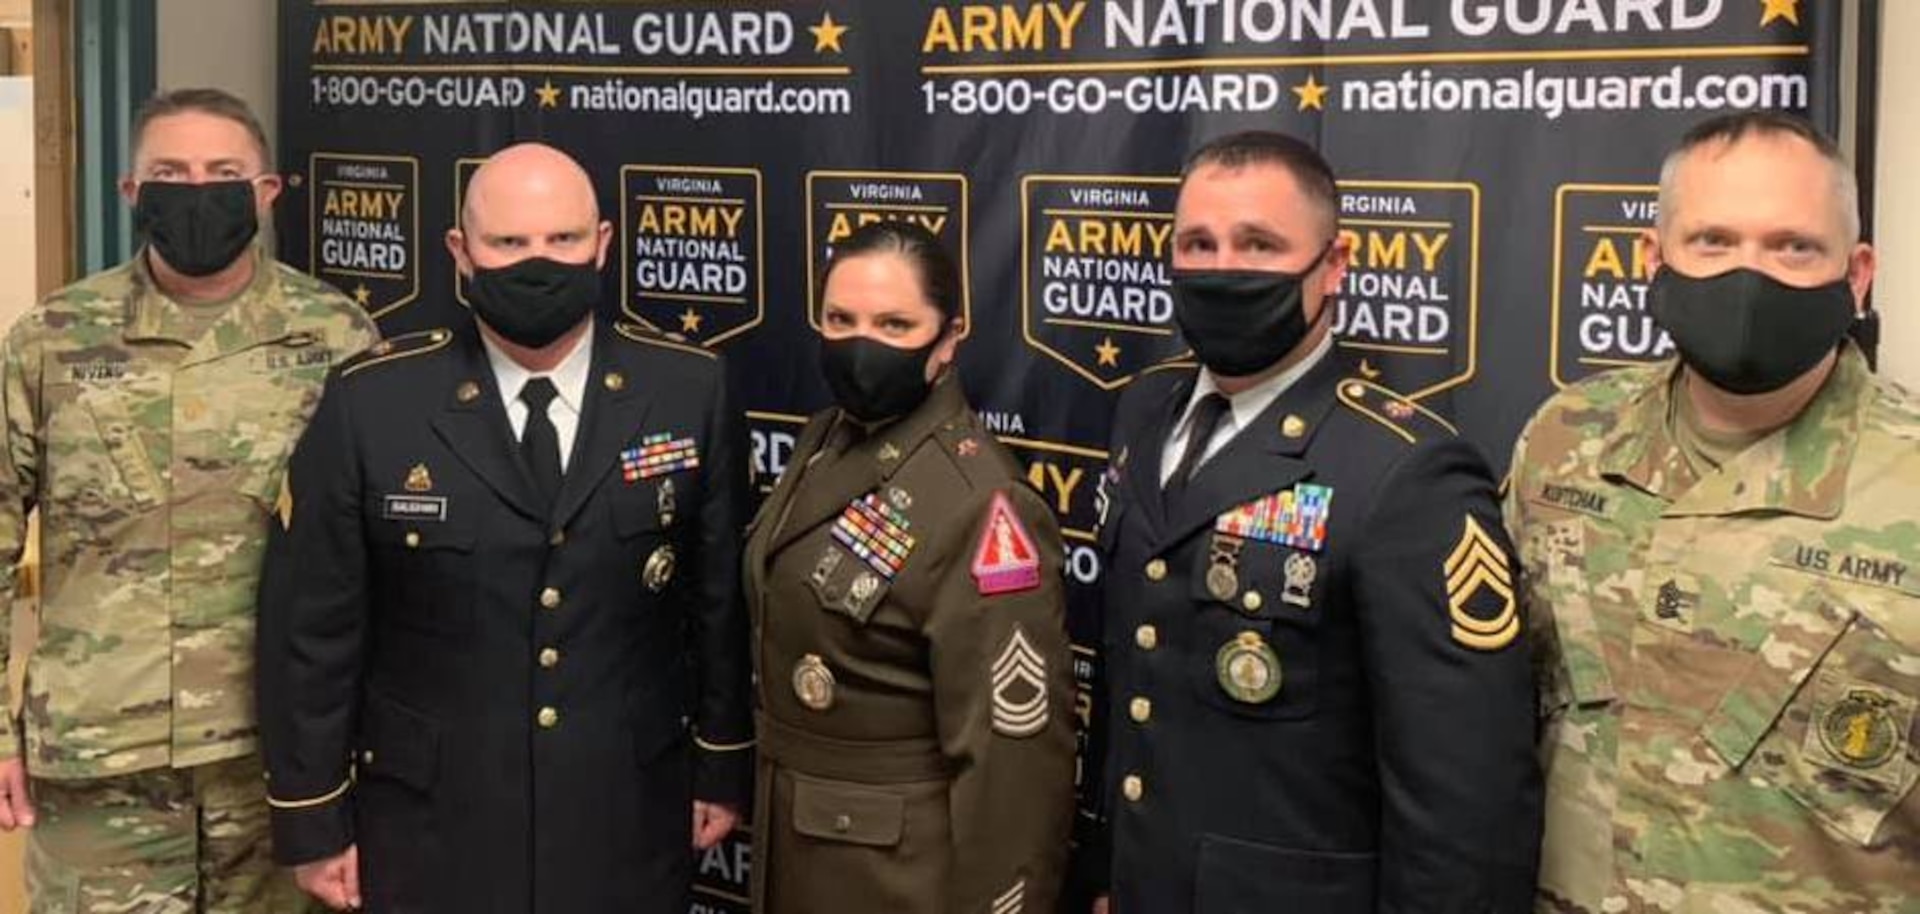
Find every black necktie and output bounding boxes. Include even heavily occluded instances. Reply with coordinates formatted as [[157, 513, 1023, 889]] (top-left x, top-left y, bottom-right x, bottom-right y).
[[519, 377, 563, 507], [1166, 392, 1229, 499]]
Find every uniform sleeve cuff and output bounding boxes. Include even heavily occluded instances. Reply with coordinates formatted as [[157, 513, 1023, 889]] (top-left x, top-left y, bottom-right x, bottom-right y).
[[693, 736, 754, 809], [268, 780, 356, 866]]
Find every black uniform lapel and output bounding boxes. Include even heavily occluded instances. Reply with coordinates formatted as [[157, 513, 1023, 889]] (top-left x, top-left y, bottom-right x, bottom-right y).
[[551, 320, 649, 532], [430, 326, 547, 523], [1156, 354, 1344, 552], [1123, 374, 1194, 536]]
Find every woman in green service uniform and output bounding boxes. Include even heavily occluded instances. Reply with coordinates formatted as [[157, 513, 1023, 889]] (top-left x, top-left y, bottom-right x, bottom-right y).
[[745, 221, 1074, 914]]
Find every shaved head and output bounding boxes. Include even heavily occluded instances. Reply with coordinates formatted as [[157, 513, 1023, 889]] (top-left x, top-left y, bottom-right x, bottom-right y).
[[447, 142, 612, 277], [462, 143, 600, 233]]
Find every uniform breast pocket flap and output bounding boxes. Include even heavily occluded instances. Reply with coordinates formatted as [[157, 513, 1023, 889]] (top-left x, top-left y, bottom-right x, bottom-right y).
[[791, 776, 904, 848], [1701, 589, 1919, 846]]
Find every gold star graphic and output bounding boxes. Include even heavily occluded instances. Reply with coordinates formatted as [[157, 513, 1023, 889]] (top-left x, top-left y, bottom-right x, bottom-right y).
[[810, 12, 849, 54], [1095, 336, 1121, 367], [1292, 74, 1329, 111], [1760, 0, 1800, 26], [535, 80, 561, 108], [1359, 358, 1383, 380], [352, 284, 371, 306], [679, 307, 705, 334]]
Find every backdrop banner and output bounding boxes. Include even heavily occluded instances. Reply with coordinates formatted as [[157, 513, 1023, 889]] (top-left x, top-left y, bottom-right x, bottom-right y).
[[276, 2, 1844, 910]]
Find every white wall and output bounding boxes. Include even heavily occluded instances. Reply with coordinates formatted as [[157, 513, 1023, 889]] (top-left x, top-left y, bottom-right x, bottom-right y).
[[1876, 4, 1920, 389], [155, 0, 276, 160]]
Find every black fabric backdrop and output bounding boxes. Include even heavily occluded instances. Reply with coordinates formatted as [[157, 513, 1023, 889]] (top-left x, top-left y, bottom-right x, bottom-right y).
[[275, 3, 1844, 909]]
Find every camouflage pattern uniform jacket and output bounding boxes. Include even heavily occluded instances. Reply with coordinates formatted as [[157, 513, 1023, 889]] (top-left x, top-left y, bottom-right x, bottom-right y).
[[1506, 344, 1920, 913], [0, 250, 376, 778]]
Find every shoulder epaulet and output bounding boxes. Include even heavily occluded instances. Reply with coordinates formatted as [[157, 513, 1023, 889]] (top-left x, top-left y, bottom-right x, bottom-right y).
[[338, 328, 453, 378], [1335, 377, 1457, 445], [932, 419, 1019, 493], [613, 320, 717, 360]]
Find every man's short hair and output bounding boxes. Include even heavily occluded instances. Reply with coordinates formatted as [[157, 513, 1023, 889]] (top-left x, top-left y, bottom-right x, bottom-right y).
[[1181, 130, 1340, 238], [1657, 111, 1860, 244], [131, 88, 272, 169]]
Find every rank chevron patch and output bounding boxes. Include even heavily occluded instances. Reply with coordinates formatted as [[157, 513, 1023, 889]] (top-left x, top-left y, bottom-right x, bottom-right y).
[[990, 626, 1049, 738], [1443, 514, 1519, 651], [992, 878, 1027, 914]]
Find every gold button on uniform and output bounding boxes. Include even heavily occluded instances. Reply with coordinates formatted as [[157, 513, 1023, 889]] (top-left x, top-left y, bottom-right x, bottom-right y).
[[549, 529, 566, 546], [537, 707, 559, 728], [1145, 559, 1168, 582], [833, 814, 852, 833], [1135, 625, 1159, 650], [538, 648, 560, 669], [1242, 591, 1264, 612], [1122, 774, 1144, 802], [1129, 697, 1152, 723], [539, 587, 561, 610], [360, 750, 375, 765], [404, 531, 420, 548]]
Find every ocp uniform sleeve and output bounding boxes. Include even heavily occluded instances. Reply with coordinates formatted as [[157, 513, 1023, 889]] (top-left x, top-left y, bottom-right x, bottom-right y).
[[256, 373, 370, 865], [924, 484, 1076, 914], [1350, 437, 1543, 913], [0, 323, 41, 760]]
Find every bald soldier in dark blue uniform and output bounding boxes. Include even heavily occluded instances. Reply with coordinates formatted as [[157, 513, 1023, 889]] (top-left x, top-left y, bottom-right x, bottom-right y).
[[1077, 132, 1541, 913], [256, 144, 752, 913]]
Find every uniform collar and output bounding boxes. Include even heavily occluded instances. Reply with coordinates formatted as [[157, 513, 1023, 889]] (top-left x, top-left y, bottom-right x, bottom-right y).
[[827, 369, 969, 480], [123, 245, 292, 359], [1598, 344, 1868, 519], [481, 320, 595, 416], [1177, 335, 1334, 445]]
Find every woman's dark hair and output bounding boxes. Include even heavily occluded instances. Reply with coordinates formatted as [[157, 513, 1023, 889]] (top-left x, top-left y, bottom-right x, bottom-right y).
[[820, 220, 962, 324]]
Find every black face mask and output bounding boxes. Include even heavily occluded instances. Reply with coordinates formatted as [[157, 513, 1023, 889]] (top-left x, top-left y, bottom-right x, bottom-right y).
[[134, 180, 259, 277], [1171, 245, 1331, 378], [1648, 264, 1857, 395], [820, 333, 942, 424], [466, 256, 602, 349]]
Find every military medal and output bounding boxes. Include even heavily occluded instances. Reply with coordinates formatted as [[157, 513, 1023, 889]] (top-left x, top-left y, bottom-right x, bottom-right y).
[[643, 544, 677, 592], [845, 571, 883, 616], [1205, 535, 1244, 602], [809, 546, 844, 587], [1282, 552, 1316, 608], [1215, 483, 1334, 553], [405, 464, 434, 493], [793, 654, 836, 711], [886, 486, 913, 512], [657, 478, 677, 527], [1216, 631, 1283, 704], [456, 380, 481, 403], [621, 433, 701, 483], [831, 494, 916, 580]]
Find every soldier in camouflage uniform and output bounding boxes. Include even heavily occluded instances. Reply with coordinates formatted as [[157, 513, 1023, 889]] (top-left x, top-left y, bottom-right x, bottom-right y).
[[0, 89, 377, 912], [1506, 112, 1918, 913]]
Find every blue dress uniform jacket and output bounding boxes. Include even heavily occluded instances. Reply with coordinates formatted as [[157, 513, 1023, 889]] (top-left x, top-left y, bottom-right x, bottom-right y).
[[1080, 352, 1542, 913], [256, 318, 754, 913]]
